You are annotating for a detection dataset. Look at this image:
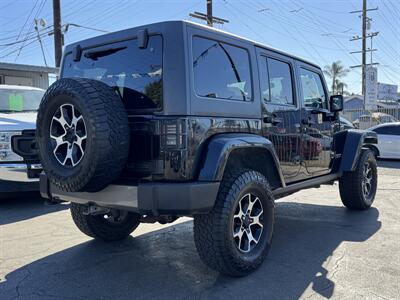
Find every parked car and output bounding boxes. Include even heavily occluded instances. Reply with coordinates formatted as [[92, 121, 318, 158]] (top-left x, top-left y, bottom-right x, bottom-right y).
[[15, 21, 378, 277], [353, 112, 398, 129], [0, 85, 43, 193], [369, 122, 400, 159]]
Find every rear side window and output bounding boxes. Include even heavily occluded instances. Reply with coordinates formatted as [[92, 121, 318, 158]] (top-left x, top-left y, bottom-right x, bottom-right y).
[[62, 35, 163, 111], [373, 125, 400, 135], [260, 57, 294, 105], [192, 36, 252, 101]]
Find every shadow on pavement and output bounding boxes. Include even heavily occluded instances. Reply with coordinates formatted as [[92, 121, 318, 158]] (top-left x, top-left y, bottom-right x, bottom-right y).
[[0, 202, 381, 299], [377, 159, 400, 169], [0, 192, 69, 225]]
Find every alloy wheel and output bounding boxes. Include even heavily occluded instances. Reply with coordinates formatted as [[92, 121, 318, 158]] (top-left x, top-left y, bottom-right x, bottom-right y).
[[50, 103, 87, 167], [362, 161, 373, 199], [233, 193, 264, 253]]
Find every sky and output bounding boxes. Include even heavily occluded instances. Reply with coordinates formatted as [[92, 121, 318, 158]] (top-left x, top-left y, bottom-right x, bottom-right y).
[[0, 0, 399, 94]]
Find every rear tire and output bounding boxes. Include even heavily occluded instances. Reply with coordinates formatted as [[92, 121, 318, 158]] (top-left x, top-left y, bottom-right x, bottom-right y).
[[193, 170, 274, 277], [339, 149, 378, 210], [70, 203, 140, 241]]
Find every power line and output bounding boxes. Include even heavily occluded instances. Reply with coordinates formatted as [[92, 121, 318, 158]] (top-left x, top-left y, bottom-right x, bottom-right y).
[[14, 0, 47, 62], [0, 39, 38, 59], [15, 0, 40, 42], [0, 28, 53, 47], [0, 0, 17, 10], [64, 23, 109, 34], [289, 0, 361, 69]]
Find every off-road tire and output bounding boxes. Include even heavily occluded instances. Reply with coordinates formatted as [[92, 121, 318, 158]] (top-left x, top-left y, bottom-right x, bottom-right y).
[[36, 78, 130, 192], [70, 203, 140, 241], [193, 170, 275, 277], [339, 149, 378, 210]]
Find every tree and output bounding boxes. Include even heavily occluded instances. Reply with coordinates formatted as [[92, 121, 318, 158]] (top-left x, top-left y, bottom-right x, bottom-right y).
[[335, 80, 350, 96], [323, 61, 349, 95]]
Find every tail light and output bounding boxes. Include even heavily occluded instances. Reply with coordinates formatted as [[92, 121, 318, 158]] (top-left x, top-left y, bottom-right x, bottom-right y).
[[161, 119, 187, 149]]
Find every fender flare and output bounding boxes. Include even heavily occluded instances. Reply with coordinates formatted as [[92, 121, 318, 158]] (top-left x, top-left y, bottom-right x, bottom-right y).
[[337, 129, 378, 172], [196, 133, 285, 187]]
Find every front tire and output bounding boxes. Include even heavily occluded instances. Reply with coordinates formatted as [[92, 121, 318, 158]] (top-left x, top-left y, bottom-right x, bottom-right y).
[[70, 203, 140, 241], [193, 170, 274, 277], [339, 149, 378, 210]]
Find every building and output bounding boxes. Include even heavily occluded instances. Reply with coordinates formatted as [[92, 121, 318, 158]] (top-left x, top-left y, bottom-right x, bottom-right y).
[[343, 95, 400, 122], [343, 95, 364, 121], [0, 62, 58, 89]]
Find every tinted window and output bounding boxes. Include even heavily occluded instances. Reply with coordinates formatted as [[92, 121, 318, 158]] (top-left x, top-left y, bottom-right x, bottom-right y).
[[193, 37, 252, 101], [300, 68, 327, 109], [0, 89, 44, 112], [62, 35, 163, 111], [264, 58, 294, 105], [259, 57, 270, 102], [373, 125, 400, 135]]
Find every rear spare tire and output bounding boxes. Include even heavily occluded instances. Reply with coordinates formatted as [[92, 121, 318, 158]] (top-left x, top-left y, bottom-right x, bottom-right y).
[[36, 78, 130, 192]]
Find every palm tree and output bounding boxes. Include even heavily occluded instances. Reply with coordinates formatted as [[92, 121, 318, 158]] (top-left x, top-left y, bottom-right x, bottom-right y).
[[335, 80, 348, 95], [323, 61, 349, 95]]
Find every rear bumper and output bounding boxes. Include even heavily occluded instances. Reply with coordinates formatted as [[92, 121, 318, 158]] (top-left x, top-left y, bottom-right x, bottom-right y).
[[40, 174, 220, 215], [0, 163, 41, 192]]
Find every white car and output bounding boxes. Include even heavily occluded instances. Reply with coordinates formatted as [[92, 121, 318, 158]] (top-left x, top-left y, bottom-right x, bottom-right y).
[[369, 122, 400, 159], [0, 85, 44, 193]]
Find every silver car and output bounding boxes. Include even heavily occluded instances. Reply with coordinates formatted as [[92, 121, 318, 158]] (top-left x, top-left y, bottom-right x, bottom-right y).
[[0, 85, 44, 193], [369, 122, 400, 159]]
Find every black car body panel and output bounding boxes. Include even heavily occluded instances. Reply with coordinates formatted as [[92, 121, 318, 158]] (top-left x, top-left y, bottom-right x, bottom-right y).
[[196, 133, 284, 184], [337, 129, 378, 172]]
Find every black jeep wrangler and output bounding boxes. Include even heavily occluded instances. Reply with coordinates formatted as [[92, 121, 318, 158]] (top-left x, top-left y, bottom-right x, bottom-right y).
[[35, 21, 378, 277]]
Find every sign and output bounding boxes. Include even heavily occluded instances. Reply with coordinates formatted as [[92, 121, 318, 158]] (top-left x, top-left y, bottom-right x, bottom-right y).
[[377, 83, 398, 100], [365, 66, 378, 110]]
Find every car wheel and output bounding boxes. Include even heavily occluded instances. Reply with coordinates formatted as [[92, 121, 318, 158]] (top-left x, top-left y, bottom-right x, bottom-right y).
[[36, 78, 130, 192], [193, 170, 274, 277], [339, 149, 378, 210]]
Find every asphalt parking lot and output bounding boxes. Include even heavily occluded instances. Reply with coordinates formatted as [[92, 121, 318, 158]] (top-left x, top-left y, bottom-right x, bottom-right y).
[[1, 160, 399, 300]]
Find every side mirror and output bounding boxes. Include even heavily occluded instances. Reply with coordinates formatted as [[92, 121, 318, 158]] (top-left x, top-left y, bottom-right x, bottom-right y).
[[330, 95, 344, 112]]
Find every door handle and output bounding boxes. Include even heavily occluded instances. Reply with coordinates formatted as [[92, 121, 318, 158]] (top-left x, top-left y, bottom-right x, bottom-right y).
[[301, 117, 315, 126], [263, 116, 283, 125]]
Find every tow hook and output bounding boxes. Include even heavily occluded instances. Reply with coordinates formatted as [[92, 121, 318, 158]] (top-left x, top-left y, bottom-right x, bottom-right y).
[[82, 204, 111, 216]]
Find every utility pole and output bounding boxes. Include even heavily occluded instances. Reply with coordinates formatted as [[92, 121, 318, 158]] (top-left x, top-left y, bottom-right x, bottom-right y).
[[190, 0, 229, 27], [207, 0, 213, 26], [34, 18, 48, 67], [53, 0, 63, 67], [350, 0, 378, 100]]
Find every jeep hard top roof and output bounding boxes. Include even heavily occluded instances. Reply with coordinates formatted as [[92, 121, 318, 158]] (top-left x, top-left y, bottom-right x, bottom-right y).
[[62, 20, 320, 70]]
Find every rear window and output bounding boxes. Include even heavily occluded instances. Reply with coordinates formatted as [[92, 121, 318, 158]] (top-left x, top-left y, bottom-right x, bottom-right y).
[[62, 35, 163, 111], [192, 36, 252, 101], [0, 89, 44, 112]]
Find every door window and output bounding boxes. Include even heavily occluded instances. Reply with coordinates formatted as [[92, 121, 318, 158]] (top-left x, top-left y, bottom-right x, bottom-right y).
[[300, 68, 327, 109], [261, 58, 294, 105], [192, 37, 252, 101]]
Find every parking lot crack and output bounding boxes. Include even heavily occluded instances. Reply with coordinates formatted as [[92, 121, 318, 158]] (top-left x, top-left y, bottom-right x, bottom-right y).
[[12, 267, 32, 300]]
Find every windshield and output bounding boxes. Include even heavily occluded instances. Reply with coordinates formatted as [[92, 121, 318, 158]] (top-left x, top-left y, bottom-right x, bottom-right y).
[[62, 35, 163, 112], [0, 88, 44, 113]]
